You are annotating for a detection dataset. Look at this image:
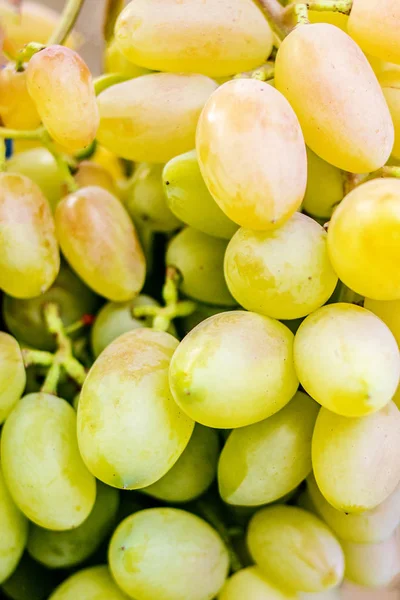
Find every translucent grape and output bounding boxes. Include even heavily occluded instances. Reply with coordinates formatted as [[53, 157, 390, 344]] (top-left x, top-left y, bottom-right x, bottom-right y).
[[26, 46, 99, 152], [0, 64, 41, 129], [0, 333, 25, 425], [247, 505, 345, 593], [275, 23, 394, 172], [218, 391, 318, 506], [75, 161, 118, 197], [97, 73, 218, 162], [104, 37, 152, 77], [224, 213, 338, 320], [169, 311, 298, 428], [302, 148, 344, 220], [163, 150, 238, 239], [77, 329, 194, 489], [364, 297, 400, 347], [312, 402, 400, 513], [327, 179, 400, 300], [196, 79, 307, 230], [49, 566, 129, 600], [115, 0, 273, 77], [379, 70, 400, 160], [219, 567, 296, 600], [1, 553, 59, 600], [166, 227, 235, 306], [55, 186, 145, 302], [0, 172, 59, 299], [109, 508, 229, 600]]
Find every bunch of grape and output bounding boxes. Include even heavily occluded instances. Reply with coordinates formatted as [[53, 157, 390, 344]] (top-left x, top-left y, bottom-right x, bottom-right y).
[[0, 0, 400, 599]]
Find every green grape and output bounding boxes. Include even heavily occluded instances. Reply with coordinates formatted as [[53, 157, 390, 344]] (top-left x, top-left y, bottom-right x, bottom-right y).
[[166, 228, 235, 306], [247, 505, 345, 594], [27, 481, 119, 569], [219, 566, 296, 600], [162, 150, 238, 239], [224, 213, 338, 320], [294, 304, 400, 417], [0, 333, 26, 424], [104, 37, 152, 77], [77, 329, 194, 489], [49, 566, 129, 600], [218, 391, 318, 506], [1, 393, 96, 530], [0, 462, 28, 584], [1, 553, 60, 600], [109, 508, 229, 600], [302, 148, 344, 219], [125, 163, 181, 232], [364, 297, 400, 347], [312, 402, 400, 513], [169, 311, 298, 428], [143, 424, 219, 503], [75, 161, 119, 197], [3, 262, 100, 352], [179, 302, 230, 335], [307, 474, 400, 544]]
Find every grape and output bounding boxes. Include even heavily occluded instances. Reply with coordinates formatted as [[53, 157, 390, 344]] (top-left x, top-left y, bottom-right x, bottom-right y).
[[294, 303, 400, 417], [302, 148, 344, 220], [125, 163, 181, 233], [109, 508, 229, 600], [26, 46, 99, 153], [0, 461, 28, 584], [49, 566, 129, 600], [180, 303, 230, 335], [312, 402, 400, 513], [224, 213, 338, 320], [104, 37, 152, 77], [307, 474, 400, 544], [163, 150, 238, 239], [219, 566, 296, 600], [27, 481, 119, 569], [196, 79, 307, 231], [77, 329, 194, 489], [0, 173, 59, 299], [75, 161, 119, 197], [218, 391, 318, 506], [115, 0, 272, 77], [97, 73, 218, 162], [308, 9, 348, 31], [1, 393, 96, 530], [1, 553, 59, 600], [166, 228, 235, 306], [379, 70, 400, 160], [143, 424, 219, 503], [275, 23, 394, 173], [55, 186, 146, 302], [247, 505, 345, 594], [0, 333, 26, 425], [327, 179, 400, 300], [364, 297, 400, 348], [169, 311, 298, 428], [0, 64, 41, 130]]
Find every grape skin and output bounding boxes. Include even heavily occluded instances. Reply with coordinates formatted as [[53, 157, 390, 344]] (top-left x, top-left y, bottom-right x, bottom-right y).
[[0, 332, 26, 425], [219, 567, 296, 600], [49, 566, 129, 600]]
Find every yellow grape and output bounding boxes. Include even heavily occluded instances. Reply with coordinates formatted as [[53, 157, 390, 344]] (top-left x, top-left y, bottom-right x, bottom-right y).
[[26, 46, 99, 152], [307, 474, 400, 544], [0, 172, 59, 299], [77, 329, 194, 489], [75, 161, 118, 197], [0, 64, 41, 129], [55, 186, 145, 302], [275, 23, 394, 173], [163, 150, 238, 239], [1, 393, 96, 530], [294, 303, 400, 417], [218, 392, 318, 506], [219, 567, 296, 600], [115, 0, 273, 77], [379, 70, 400, 160], [97, 73, 218, 162], [49, 566, 129, 600], [327, 179, 400, 300], [143, 424, 219, 503], [364, 297, 400, 347], [312, 402, 400, 513], [109, 508, 229, 600], [247, 505, 345, 594], [308, 7, 348, 31], [104, 37, 152, 77], [225, 213, 338, 320], [196, 79, 307, 230], [0, 333, 25, 424], [91, 144, 125, 181], [169, 311, 298, 428], [302, 148, 344, 220]]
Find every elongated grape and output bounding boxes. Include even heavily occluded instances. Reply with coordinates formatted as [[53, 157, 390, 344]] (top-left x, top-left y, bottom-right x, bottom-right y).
[[163, 150, 238, 239], [166, 227, 235, 306], [0, 333, 26, 424], [1, 553, 59, 600], [75, 161, 118, 197], [196, 79, 307, 230], [275, 23, 394, 172], [109, 508, 229, 600], [78, 329, 194, 489], [219, 567, 296, 600], [302, 148, 344, 219], [1, 393, 96, 530], [169, 311, 298, 428], [104, 37, 152, 77], [0, 64, 41, 129], [312, 402, 400, 513], [97, 73, 218, 162], [143, 424, 219, 503], [379, 70, 400, 160], [364, 298, 400, 348], [327, 179, 400, 300], [49, 566, 129, 600], [225, 213, 337, 320], [55, 186, 145, 302], [248, 505, 344, 593], [0, 173, 59, 298], [26, 46, 99, 152]]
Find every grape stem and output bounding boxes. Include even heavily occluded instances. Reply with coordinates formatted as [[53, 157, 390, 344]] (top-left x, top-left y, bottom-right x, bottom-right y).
[[15, 42, 46, 72], [253, 0, 289, 38], [103, 0, 125, 42], [41, 133, 79, 194], [0, 126, 46, 140], [48, 0, 86, 46], [93, 73, 131, 96], [234, 62, 275, 82], [344, 166, 400, 194]]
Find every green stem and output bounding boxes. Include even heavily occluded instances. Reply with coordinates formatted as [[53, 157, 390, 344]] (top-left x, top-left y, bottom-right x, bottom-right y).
[[0, 126, 45, 140], [48, 0, 86, 46], [302, 0, 353, 13], [41, 362, 61, 394], [103, 0, 125, 42], [75, 139, 97, 161], [22, 349, 54, 368], [254, 0, 289, 38], [336, 282, 359, 304], [234, 62, 275, 81], [94, 73, 130, 96], [292, 3, 310, 25], [15, 42, 46, 72]]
